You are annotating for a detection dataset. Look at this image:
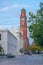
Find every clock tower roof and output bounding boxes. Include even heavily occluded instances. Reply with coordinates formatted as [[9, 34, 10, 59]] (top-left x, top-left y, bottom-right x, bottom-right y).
[[21, 8, 26, 13]]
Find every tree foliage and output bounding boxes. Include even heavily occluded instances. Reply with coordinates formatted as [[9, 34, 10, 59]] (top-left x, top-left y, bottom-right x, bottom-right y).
[[20, 48, 24, 53], [29, 44, 41, 51], [28, 2, 43, 46]]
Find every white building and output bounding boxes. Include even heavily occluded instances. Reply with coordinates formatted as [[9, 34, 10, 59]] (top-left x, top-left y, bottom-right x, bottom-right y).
[[10, 28, 23, 55], [0, 28, 23, 55]]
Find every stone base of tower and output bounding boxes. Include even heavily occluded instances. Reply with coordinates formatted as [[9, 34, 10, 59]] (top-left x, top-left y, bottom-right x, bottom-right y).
[[23, 38, 29, 54]]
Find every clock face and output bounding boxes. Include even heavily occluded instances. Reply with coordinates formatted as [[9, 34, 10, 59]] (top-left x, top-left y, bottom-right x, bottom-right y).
[[21, 18, 25, 22]]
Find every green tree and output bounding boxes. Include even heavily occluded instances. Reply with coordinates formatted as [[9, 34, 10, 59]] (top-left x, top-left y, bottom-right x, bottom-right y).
[[20, 48, 24, 53], [28, 2, 43, 46]]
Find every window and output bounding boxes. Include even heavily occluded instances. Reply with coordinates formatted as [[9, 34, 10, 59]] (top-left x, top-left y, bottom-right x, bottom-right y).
[[0, 34, 1, 40]]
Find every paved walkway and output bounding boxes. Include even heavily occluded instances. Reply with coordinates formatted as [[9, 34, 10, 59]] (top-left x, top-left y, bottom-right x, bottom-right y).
[[0, 55, 43, 65]]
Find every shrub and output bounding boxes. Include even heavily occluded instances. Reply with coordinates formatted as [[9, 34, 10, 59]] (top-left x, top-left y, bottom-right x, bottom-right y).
[[20, 48, 24, 53]]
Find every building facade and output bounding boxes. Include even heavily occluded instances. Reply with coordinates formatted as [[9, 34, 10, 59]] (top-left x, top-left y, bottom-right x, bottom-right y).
[[10, 28, 23, 55], [0, 28, 23, 55]]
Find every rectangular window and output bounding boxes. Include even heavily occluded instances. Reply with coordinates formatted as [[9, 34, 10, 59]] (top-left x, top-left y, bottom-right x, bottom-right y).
[[0, 34, 1, 40]]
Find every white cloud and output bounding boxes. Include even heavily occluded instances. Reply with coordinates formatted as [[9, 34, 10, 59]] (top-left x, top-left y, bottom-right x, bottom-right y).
[[3, 1, 9, 6], [0, 4, 32, 12], [0, 7, 9, 12], [12, 4, 31, 8], [12, 4, 19, 8], [0, 4, 18, 12], [0, 1, 9, 6]]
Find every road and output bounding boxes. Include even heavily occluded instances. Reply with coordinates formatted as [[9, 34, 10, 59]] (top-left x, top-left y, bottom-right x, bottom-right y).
[[0, 54, 43, 65]]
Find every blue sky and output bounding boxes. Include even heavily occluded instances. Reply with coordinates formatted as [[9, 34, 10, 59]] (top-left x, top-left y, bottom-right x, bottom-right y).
[[0, 0, 43, 29]]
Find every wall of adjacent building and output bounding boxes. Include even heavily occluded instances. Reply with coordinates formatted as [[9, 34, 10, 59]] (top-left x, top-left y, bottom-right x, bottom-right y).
[[0, 29, 23, 55], [0, 30, 8, 54], [7, 31, 17, 55], [9, 28, 23, 55], [0, 29, 17, 55]]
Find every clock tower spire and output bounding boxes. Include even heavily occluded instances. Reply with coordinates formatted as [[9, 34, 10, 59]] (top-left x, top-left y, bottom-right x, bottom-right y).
[[20, 8, 29, 53]]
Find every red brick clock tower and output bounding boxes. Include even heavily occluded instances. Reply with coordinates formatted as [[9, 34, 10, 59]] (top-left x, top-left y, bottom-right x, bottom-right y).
[[20, 8, 29, 53]]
